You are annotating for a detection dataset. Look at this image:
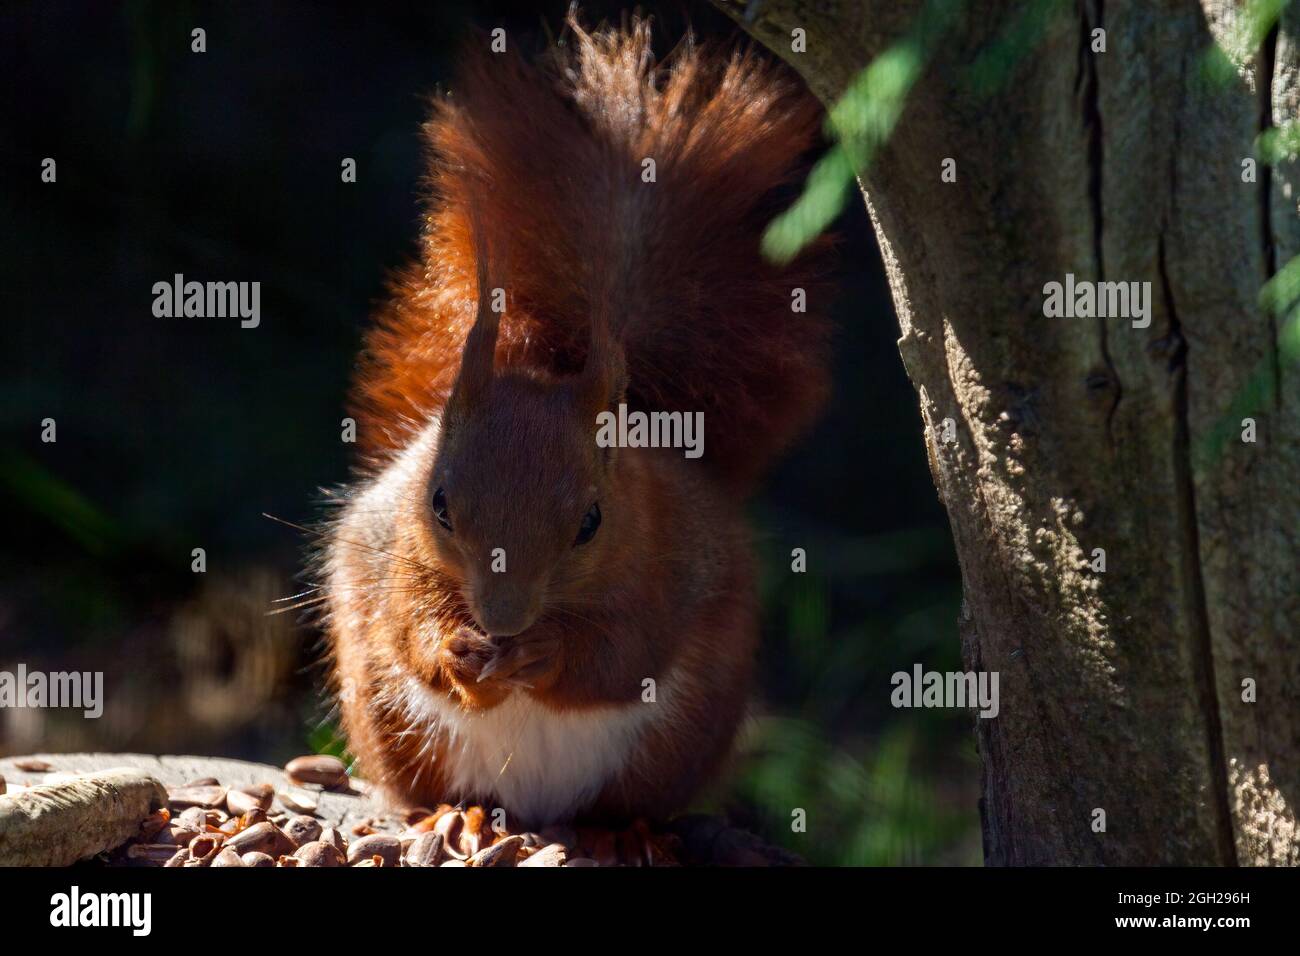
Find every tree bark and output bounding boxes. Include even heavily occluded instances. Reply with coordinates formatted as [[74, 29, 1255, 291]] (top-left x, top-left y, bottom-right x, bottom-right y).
[[717, 0, 1299, 865]]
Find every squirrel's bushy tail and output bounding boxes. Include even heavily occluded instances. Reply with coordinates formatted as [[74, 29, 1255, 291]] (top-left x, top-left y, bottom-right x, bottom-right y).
[[355, 15, 832, 490]]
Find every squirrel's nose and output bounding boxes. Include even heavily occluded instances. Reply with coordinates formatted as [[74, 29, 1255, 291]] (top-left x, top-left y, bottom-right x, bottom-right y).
[[474, 593, 540, 638]]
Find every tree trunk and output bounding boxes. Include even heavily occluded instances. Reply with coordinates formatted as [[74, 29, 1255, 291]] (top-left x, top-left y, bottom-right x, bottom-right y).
[[717, 0, 1299, 865]]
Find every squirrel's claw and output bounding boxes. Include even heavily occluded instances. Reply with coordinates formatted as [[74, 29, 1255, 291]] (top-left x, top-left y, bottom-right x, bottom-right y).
[[476, 637, 558, 687], [475, 653, 507, 683]]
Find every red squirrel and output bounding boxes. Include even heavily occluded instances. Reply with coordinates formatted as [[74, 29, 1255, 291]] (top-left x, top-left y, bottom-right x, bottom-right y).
[[322, 16, 831, 828]]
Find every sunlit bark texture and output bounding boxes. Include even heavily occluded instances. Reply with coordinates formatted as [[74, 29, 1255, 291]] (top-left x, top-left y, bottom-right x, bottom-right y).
[[718, 0, 1299, 865]]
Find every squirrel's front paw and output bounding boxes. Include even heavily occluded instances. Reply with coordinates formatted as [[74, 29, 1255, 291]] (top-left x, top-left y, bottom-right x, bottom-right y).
[[475, 635, 560, 689], [440, 627, 559, 706]]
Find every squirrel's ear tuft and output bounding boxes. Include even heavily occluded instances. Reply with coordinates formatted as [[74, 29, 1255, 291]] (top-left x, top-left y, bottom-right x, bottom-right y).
[[577, 309, 626, 421], [446, 201, 500, 422]]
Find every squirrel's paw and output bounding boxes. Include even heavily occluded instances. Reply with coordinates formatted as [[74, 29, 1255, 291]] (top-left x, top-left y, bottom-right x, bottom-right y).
[[440, 627, 559, 704], [476, 634, 561, 688]]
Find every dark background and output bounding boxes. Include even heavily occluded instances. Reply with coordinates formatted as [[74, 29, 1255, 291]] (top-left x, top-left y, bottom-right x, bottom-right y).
[[1, 0, 976, 864]]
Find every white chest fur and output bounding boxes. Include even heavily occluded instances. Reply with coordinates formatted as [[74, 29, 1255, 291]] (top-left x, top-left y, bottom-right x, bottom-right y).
[[396, 676, 664, 826]]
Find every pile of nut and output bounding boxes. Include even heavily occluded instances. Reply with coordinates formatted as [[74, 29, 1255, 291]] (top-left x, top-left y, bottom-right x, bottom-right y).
[[113, 755, 681, 867]]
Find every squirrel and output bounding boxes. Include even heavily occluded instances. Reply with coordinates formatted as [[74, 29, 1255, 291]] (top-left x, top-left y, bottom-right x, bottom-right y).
[[321, 15, 831, 829]]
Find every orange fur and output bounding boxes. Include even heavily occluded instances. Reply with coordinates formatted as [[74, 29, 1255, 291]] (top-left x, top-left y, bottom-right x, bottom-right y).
[[352, 16, 831, 490], [325, 15, 832, 827]]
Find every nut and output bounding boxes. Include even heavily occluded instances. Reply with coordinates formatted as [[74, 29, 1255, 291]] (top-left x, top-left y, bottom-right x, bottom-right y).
[[276, 788, 319, 815], [226, 784, 274, 816], [161, 825, 201, 846], [225, 821, 294, 858], [294, 841, 346, 867], [167, 785, 227, 810], [406, 831, 445, 867], [319, 827, 348, 855], [187, 833, 225, 866], [211, 848, 245, 868], [282, 815, 322, 848], [432, 810, 468, 860], [519, 843, 567, 867], [175, 807, 210, 832], [284, 754, 349, 791], [347, 834, 401, 867], [240, 852, 275, 868], [467, 835, 524, 868], [236, 808, 268, 830]]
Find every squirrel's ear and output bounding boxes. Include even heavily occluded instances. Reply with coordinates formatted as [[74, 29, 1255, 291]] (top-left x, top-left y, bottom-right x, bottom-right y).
[[577, 314, 626, 420], [446, 202, 499, 421]]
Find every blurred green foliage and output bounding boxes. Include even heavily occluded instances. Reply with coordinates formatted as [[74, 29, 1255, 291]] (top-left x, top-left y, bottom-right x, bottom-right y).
[[719, 515, 977, 865], [306, 720, 352, 764], [964, 0, 1068, 96], [1194, 259, 1300, 467], [737, 719, 977, 865], [1, 451, 124, 557], [762, 0, 964, 264], [1257, 121, 1300, 163], [1198, 8, 1300, 466], [1201, 0, 1289, 86], [762, 0, 1066, 265]]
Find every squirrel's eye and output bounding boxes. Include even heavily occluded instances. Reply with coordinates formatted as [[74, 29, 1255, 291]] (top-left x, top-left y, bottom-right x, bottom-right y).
[[432, 486, 453, 532], [574, 502, 601, 546]]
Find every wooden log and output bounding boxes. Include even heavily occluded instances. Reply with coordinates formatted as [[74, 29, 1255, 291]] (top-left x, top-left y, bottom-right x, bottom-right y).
[[0, 753, 384, 836], [0, 754, 803, 865], [0, 767, 167, 867]]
